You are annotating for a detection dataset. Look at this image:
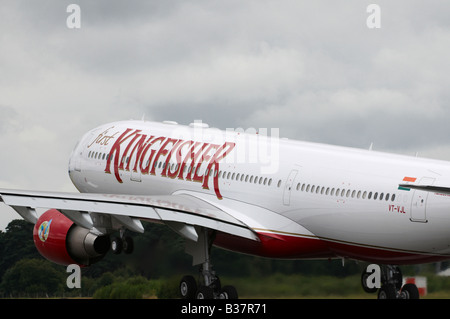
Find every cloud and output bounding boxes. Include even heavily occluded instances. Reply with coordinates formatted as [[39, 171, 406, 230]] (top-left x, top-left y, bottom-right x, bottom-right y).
[[1, 1, 450, 229]]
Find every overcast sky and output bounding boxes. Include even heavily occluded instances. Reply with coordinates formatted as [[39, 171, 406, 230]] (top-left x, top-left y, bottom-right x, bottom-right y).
[[1, 1, 450, 230]]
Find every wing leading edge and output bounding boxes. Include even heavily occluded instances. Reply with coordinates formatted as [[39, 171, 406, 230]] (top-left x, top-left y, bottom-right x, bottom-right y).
[[0, 189, 258, 242]]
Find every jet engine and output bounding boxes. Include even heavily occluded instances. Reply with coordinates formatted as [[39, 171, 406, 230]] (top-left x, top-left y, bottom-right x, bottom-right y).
[[33, 209, 110, 266]]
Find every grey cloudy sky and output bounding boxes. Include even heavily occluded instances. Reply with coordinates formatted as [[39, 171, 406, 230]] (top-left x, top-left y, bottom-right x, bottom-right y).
[[1, 1, 450, 229]]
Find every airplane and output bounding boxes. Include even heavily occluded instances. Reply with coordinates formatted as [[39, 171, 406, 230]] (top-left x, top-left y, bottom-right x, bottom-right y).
[[1, 119, 450, 299]]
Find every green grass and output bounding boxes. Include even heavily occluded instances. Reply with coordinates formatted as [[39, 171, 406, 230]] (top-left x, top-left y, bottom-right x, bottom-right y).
[[162, 273, 450, 299], [85, 273, 450, 299], [224, 274, 366, 299]]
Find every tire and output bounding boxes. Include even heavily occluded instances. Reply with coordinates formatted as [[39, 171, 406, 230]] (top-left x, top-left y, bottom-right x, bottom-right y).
[[196, 286, 214, 299], [122, 236, 134, 254], [219, 285, 238, 299], [180, 275, 197, 299], [111, 237, 122, 254], [378, 284, 397, 299], [400, 283, 420, 299]]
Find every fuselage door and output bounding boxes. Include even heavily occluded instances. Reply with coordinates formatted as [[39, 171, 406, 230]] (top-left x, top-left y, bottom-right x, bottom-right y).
[[283, 169, 298, 206], [410, 177, 435, 223], [69, 139, 82, 172]]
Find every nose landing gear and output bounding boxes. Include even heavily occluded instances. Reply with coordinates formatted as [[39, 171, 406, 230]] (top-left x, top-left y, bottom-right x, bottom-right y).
[[361, 265, 420, 299]]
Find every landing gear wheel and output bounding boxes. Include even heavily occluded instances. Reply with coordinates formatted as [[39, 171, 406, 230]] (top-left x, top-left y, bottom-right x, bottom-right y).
[[122, 236, 134, 254], [399, 283, 420, 299], [219, 285, 238, 299], [180, 228, 240, 299], [111, 237, 122, 254], [378, 284, 397, 299], [196, 286, 214, 299], [180, 276, 197, 299], [111, 234, 134, 255]]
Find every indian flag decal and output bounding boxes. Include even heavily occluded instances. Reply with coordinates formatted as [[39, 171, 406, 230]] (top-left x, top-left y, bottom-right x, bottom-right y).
[[398, 176, 417, 191]]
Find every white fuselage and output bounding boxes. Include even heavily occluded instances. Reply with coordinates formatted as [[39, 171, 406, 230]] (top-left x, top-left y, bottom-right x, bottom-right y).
[[68, 120, 450, 265]]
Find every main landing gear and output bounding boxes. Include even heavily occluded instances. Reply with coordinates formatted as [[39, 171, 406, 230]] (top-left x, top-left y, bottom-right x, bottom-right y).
[[179, 271, 238, 299], [179, 228, 238, 299], [111, 229, 134, 255], [361, 265, 420, 299]]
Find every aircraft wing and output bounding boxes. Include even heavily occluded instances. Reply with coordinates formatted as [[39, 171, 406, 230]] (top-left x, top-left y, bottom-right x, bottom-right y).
[[0, 189, 259, 242], [398, 184, 450, 195]]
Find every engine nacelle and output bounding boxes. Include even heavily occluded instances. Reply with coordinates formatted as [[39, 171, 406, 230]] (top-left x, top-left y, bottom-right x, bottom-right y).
[[33, 209, 110, 266]]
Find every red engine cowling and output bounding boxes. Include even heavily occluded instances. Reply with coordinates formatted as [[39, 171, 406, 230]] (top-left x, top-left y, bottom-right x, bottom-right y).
[[33, 209, 110, 266]]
